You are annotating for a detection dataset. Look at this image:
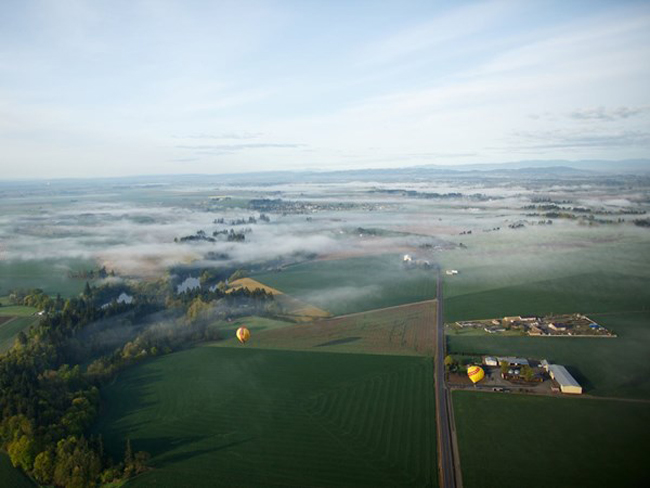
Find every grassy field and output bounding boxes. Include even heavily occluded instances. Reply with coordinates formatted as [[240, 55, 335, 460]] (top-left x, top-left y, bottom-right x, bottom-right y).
[[0, 453, 35, 487], [0, 258, 95, 297], [453, 391, 650, 488], [213, 301, 436, 356], [447, 311, 650, 399], [94, 346, 438, 488], [444, 271, 650, 323], [0, 301, 39, 353], [0, 304, 38, 316], [0, 316, 39, 353], [252, 255, 436, 316]]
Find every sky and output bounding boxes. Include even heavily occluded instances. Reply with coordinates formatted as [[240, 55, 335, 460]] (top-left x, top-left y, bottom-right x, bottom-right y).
[[0, 0, 649, 179]]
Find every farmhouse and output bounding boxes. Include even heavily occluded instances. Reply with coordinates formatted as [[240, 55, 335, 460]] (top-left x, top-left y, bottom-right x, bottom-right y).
[[483, 356, 498, 367], [545, 363, 582, 394], [548, 322, 568, 332], [497, 356, 529, 367]]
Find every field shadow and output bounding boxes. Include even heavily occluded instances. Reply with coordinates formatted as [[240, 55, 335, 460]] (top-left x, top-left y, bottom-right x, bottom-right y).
[[314, 336, 361, 347], [155, 436, 256, 467]]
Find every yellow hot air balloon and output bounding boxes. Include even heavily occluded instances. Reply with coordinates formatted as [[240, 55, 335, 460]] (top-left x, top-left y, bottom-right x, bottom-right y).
[[236, 326, 251, 344], [467, 365, 485, 384]]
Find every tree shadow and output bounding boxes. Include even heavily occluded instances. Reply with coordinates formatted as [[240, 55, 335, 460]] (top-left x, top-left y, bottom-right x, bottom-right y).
[[314, 336, 361, 347]]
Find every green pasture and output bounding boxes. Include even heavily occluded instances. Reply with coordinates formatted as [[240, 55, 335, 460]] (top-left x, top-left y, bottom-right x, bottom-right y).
[[439, 229, 650, 302], [0, 453, 35, 488], [453, 391, 650, 488], [0, 316, 39, 353], [444, 271, 650, 323], [252, 255, 436, 315], [0, 258, 96, 297], [213, 302, 435, 357], [0, 303, 38, 317], [448, 312, 650, 399], [94, 346, 437, 488]]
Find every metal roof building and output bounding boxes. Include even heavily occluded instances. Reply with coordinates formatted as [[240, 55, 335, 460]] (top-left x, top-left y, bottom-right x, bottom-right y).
[[548, 364, 582, 394]]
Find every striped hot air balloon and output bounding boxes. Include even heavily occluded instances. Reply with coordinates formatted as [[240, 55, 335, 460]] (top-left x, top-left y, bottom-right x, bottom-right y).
[[467, 365, 485, 384], [236, 326, 251, 344]]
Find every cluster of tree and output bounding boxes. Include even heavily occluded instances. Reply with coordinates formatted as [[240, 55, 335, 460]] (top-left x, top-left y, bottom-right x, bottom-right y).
[[633, 218, 650, 228], [67, 266, 115, 280], [175, 230, 216, 243], [175, 228, 251, 243], [443, 355, 479, 373], [213, 216, 260, 225], [212, 228, 250, 241], [0, 293, 150, 486]]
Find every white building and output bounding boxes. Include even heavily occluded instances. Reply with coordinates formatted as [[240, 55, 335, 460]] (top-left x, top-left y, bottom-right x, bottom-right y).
[[483, 356, 498, 367], [548, 364, 582, 394], [445, 269, 459, 275]]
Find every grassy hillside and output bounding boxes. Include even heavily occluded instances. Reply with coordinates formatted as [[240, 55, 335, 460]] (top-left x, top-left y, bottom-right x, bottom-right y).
[[447, 311, 650, 399], [453, 391, 650, 488], [94, 346, 438, 488], [252, 255, 436, 316]]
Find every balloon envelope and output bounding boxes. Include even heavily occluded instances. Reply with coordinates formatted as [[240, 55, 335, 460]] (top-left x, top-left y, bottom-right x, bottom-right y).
[[236, 326, 251, 344], [467, 365, 485, 384]]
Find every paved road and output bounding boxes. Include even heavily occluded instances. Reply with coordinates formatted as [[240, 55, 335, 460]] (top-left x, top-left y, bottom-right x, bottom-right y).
[[434, 268, 457, 488]]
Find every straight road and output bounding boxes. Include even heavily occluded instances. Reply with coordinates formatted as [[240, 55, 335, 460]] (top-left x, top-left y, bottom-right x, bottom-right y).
[[434, 268, 457, 488]]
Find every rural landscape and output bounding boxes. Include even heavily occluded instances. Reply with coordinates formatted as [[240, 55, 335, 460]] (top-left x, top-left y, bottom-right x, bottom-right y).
[[1, 164, 649, 487], [2, 1, 650, 487]]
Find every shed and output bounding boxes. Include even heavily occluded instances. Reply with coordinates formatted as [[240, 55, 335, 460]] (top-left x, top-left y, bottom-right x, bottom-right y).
[[548, 364, 582, 394]]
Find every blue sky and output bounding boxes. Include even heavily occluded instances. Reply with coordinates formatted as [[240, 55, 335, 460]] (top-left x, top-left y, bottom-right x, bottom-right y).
[[1, 0, 649, 178]]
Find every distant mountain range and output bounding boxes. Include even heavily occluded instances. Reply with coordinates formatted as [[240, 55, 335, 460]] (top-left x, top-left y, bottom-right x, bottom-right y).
[[2, 159, 649, 185]]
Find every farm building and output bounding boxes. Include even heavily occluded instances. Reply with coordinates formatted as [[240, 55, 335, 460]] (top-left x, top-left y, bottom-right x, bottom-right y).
[[497, 356, 529, 367], [483, 356, 498, 367], [445, 269, 459, 275], [549, 322, 568, 332], [503, 316, 522, 323], [547, 364, 582, 394], [519, 315, 538, 322]]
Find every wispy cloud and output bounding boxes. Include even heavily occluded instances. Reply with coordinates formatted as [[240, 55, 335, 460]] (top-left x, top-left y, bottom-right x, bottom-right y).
[[568, 106, 650, 121], [511, 129, 650, 150], [173, 132, 264, 140], [175, 143, 307, 155]]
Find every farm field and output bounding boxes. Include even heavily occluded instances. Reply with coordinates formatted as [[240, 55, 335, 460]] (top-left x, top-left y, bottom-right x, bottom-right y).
[[213, 301, 436, 356], [0, 301, 39, 353], [0, 316, 39, 353], [447, 311, 650, 399], [0, 258, 94, 297], [444, 271, 650, 324], [453, 390, 650, 488], [0, 453, 34, 487], [252, 255, 436, 316], [94, 346, 438, 488]]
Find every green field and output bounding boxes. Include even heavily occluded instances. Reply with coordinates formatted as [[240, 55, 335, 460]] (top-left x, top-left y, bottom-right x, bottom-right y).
[[448, 312, 650, 399], [252, 255, 436, 316], [0, 316, 39, 353], [444, 271, 650, 323], [213, 302, 436, 357], [453, 391, 650, 488], [0, 258, 96, 298], [0, 453, 35, 487], [94, 346, 438, 488]]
